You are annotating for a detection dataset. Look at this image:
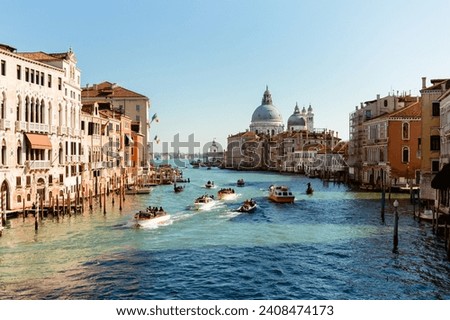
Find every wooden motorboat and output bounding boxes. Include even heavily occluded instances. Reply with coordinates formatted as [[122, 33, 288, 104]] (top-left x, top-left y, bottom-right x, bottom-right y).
[[217, 188, 237, 200], [205, 180, 214, 188], [237, 179, 245, 187], [134, 207, 170, 228], [174, 184, 184, 193], [194, 194, 215, 210], [237, 199, 257, 213]]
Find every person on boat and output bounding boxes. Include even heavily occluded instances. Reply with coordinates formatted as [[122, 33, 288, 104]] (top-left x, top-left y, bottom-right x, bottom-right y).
[[306, 183, 313, 194]]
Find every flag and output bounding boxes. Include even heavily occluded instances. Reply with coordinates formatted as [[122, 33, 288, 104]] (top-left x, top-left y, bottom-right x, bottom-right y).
[[151, 113, 159, 123], [154, 135, 160, 144]]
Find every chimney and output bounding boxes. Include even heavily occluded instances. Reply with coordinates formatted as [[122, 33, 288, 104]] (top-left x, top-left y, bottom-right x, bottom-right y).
[[422, 77, 427, 89], [376, 94, 380, 100]]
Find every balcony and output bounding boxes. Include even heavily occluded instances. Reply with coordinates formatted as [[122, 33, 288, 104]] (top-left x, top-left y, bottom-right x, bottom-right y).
[[26, 160, 50, 170], [0, 119, 11, 130], [15, 121, 27, 132], [28, 122, 49, 133], [57, 126, 67, 135]]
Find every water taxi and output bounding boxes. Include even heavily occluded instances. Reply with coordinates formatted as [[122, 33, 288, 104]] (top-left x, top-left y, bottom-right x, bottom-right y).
[[194, 194, 215, 210], [134, 207, 170, 228], [268, 185, 295, 203], [237, 199, 257, 213], [217, 188, 237, 200]]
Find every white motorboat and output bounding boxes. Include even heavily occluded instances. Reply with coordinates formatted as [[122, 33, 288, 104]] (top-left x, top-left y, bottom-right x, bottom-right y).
[[134, 209, 170, 228], [194, 195, 215, 210]]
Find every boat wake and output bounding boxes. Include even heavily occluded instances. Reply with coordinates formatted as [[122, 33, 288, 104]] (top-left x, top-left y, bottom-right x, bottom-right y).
[[127, 214, 173, 230]]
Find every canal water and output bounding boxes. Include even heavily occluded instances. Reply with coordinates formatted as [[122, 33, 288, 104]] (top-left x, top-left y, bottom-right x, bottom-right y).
[[1, 166, 449, 299]]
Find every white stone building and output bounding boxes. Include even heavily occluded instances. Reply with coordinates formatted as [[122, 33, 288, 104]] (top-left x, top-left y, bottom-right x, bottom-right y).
[[0, 44, 81, 211]]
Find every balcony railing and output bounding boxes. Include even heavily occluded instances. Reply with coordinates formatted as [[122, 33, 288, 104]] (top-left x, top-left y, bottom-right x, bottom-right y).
[[26, 160, 50, 170], [57, 126, 67, 135], [15, 121, 27, 131], [0, 119, 11, 130], [28, 122, 49, 133]]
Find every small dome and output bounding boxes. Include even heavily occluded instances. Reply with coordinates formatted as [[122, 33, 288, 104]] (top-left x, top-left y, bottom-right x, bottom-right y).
[[287, 103, 306, 128]]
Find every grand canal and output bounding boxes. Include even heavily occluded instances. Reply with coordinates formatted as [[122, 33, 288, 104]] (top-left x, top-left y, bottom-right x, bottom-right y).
[[1, 165, 449, 299]]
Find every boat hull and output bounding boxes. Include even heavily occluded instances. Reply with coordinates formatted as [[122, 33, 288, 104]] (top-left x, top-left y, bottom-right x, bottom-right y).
[[134, 214, 170, 228], [268, 195, 295, 203]]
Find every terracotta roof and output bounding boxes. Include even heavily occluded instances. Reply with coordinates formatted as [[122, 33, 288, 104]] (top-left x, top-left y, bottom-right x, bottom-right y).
[[422, 79, 450, 91], [82, 81, 147, 99], [389, 100, 421, 118], [16, 51, 69, 62]]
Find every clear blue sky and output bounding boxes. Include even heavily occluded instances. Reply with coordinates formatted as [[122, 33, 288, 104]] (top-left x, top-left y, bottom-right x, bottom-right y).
[[3, 0, 450, 153]]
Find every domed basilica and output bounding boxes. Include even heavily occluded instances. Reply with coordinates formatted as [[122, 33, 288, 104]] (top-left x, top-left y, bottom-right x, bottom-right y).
[[249, 86, 314, 135]]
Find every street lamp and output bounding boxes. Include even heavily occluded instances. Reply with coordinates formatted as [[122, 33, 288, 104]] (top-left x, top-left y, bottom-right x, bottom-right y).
[[393, 200, 399, 253]]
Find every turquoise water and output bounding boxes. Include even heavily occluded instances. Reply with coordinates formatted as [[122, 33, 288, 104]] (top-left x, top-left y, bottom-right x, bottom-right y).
[[1, 167, 449, 299]]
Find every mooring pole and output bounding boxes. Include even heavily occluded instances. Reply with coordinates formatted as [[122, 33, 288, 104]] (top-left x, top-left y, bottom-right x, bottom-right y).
[[381, 171, 385, 223], [393, 200, 399, 253]]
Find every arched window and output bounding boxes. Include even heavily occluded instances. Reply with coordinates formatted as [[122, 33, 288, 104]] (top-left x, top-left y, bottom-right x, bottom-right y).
[[402, 122, 409, 140], [0, 92, 5, 119], [16, 95, 22, 121], [48, 102, 52, 127], [17, 140, 22, 165], [1, 139, 6, 165], [40, 99, 45, 124], [30, 97, 35, 122], [58, 104, 63, 126], [25, 96, 29, 122], [402, 146, 409, 163], [59, 143, 63, 164]]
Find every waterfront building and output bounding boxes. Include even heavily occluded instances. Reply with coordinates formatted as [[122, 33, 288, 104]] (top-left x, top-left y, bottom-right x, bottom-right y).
[[226, 87, 343, 173], [271, 129, 344, 174], [80, 103, 118, 197], [431, 86, 450, 213], [419, 77, 450, 202], [348, 93, 417, 184], [81, 82, 151, 166], [0, 44, 81, 211], [361, 99, 421, 189], [225, 131, 267, 170]]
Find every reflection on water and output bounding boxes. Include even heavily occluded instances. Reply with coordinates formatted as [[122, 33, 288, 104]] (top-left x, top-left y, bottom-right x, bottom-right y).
[[1, 167, 449, 299]]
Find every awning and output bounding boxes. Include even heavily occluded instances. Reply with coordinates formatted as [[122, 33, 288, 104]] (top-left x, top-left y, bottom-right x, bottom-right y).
[[125, 134, 134, 146], [25, 133, 52, 150]]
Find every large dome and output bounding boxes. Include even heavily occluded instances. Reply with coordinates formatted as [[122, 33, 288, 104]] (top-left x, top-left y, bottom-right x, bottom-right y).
[[250, 87, 283, 123], [251, 104, 283, 123], [249, 87, 284, 135]]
